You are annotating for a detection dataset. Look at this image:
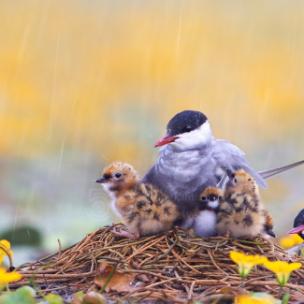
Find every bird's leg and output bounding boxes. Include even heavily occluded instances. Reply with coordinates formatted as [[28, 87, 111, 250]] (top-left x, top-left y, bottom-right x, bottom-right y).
[[111, 227, 139, 239], [188, 228, 196, 237], [260, 233, 276, 250], [225, 230, 231, 238]]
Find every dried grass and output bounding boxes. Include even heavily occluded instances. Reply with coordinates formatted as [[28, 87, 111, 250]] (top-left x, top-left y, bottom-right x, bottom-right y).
[[14, 224, 304, 303]]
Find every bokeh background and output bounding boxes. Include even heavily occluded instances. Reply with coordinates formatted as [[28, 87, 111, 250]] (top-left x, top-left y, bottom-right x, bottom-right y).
[[1, 0, 304, 264]]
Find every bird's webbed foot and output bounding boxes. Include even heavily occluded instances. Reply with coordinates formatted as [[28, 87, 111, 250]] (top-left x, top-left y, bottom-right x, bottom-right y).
[[111, 226, 140, 240]]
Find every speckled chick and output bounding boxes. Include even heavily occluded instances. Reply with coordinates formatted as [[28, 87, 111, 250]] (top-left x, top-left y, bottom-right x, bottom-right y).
[[192, 187, 223, 237], [97, 162, 180, 239], [216, 169, 266, 238], [97, 162, 139, 217]]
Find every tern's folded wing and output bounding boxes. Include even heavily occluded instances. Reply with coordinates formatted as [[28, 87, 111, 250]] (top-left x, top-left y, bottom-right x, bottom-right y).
[[212, 139, 267, 188]]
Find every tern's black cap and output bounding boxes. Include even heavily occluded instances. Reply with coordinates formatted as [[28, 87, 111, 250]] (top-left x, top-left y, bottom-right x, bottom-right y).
[[294, 209, 304, 228], [166, 110, 208, 136]]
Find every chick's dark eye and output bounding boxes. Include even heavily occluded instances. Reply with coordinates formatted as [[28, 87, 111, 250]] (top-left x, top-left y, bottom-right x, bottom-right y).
[[114, 173, 122, 179], [209, 195, 218, 201], [201, 196, 206, 202]]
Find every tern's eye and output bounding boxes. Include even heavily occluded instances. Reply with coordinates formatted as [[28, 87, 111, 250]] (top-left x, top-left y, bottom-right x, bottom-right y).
[[114, 172, 122, 179], [201, 196, 207, 202], [182, 125, 192, 133]]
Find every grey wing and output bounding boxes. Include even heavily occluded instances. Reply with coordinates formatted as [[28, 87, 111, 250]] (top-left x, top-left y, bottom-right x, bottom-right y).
[[212, 140, 266, 188]]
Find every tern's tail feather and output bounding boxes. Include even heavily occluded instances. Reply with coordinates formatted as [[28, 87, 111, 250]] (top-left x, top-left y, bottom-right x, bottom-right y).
[[259, 160, 304, 179]]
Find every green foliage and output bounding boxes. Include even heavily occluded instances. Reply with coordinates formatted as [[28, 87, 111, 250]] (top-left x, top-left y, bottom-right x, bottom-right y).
[[0, 226, 42, 247], [0, 286, 36, 304], [0, 287, 64, 304], [0, 287, 107, 304], [281, 293, 290, 304], [43, 294, 63, 304]]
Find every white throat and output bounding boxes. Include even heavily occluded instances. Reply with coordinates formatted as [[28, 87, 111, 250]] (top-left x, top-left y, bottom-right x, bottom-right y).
[[100, 183, 121, 217], [101, 183, 115, 199], [170, 121, 213, 151], [208, 200, 219, 209]]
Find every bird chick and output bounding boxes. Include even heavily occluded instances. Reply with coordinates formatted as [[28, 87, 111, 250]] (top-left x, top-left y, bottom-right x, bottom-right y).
[[216, 169, 266, 239], [96, 161, 140, 217], [192, 187, 223, 237], [127, 183, 180, 238], [97, 162, 179, 239]]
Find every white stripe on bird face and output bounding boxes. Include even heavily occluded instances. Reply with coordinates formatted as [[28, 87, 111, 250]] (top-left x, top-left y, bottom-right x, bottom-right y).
[[169, 121, 213, 151]]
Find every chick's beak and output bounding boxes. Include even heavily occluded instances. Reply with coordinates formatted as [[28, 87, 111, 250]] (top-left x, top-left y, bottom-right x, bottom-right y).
[[288, 224, 304, 234], [96, 177, 106, 184], [154, 135, 178, 148]]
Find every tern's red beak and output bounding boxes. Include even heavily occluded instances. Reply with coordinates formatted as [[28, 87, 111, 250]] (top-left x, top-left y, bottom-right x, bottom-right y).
[[154, 135, 178, 147], [288, 225, 304, 234]]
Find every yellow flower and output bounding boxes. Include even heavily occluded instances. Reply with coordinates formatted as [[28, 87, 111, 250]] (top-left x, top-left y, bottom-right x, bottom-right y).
[[279, 234, 303, 249], [263, 260, 302, 286], [0, 240, 13, 264], [235, 293, 279, 304], [230, 251, 267, 278], [0, 267, 22, 285]]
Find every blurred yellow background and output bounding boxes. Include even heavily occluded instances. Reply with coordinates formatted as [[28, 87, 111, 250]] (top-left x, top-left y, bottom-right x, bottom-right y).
[[1, 0, 304, 261]]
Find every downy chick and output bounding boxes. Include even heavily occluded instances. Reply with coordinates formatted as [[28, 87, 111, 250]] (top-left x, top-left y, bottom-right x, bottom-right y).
[[192, 187, 223, 237], [96, 162, 139, 217], [216, 169, 266, 238], [96, 162, 179, 239]]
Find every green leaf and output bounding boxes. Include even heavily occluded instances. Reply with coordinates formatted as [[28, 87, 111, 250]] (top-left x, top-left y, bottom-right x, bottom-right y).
[[0, 286, 36, 304], [44, 294, 63, 304]]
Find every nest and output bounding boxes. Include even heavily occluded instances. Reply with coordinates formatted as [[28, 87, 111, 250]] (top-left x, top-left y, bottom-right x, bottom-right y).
[[15, 224, 304, 303]]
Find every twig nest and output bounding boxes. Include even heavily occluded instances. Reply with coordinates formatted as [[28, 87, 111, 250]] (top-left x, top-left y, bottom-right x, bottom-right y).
[[14, 224, 304, 303]]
